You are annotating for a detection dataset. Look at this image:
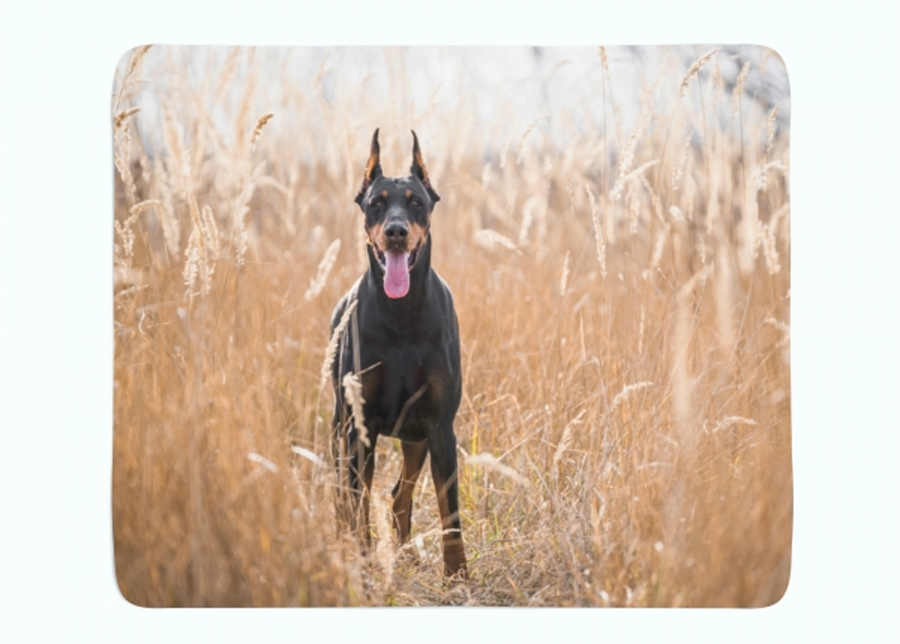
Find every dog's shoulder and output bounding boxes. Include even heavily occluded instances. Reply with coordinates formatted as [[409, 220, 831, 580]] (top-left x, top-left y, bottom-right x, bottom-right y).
[[430, 271, 456, 312], [427, 271, 459, 339]]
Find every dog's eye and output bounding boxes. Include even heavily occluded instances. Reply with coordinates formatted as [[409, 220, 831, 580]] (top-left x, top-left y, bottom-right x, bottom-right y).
[[409, 198, 422, 209], [371, 199, 385, 212]]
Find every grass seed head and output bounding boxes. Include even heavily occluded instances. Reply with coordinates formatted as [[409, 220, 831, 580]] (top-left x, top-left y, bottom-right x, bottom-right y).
[[678, 47, 720, 97]]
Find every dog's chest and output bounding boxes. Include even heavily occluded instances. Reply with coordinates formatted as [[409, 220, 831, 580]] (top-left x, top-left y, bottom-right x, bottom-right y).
[[356, 337, 450, 435]]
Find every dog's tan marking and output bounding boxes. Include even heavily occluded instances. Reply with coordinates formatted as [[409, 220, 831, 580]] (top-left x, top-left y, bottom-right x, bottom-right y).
[[431, 468, 467, 578], [364, 156, 378, 181], [366, 222, 386, 251], [391, 441, 428, 543], [407, 222, 429, 250], [368, 221, 429, 255]]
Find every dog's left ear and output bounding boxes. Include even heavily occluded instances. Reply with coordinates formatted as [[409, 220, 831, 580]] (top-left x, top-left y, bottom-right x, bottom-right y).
[[355, 128, 382, 207], [410, 130, 440, 205]]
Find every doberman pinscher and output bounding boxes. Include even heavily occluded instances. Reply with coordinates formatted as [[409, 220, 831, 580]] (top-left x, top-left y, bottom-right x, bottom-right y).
[[329, 129, 466, 578]]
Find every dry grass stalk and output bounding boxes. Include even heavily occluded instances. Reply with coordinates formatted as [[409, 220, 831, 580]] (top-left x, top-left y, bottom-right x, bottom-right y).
[[738, 178, 761, 275], [231, 179, 257, 269], [124, 45, 152, 81], [678, 47, 720, 97], [770, 202, 791, 234], [233, 224, 249, 269], [113, 115, 137, 205], [650, 218, 671, 270], [682, 167, 697, 223], [759, 223, 781, 274], [514, 197, 531, 243], [114, 107, 141, 130], [754, 160, 788, 193], [113, 45, 152, 111], [611, 115, 646, 199], [518, 195, 540, 245], [625, 179, 641, 234], [764, 316, 790, 347], [214, 47, 242, 102], [114, 216, 137, 274], [320, 299, 357, 391], [129, 199, 159, 217], [291, 445, 326, 468], [305, 239, 341, 301], [515, 114, 550, 164], [766, 105, 781, 157], [670, 127, 692, 191], [641, 173, 665, 226], [671, 293, 695, 446], [232, 53, 258, 155], [552, 409, 586, 473], [465, 453, 528, 485], [714, 241, 737, 356], [247, 452, 279, 473], [672, 267, 709, 448], [342, 372, 370, 448], [732, 61, 751, 118], [152, 160, 181, 258], [372, 491, 396, 589], [705, 141, 722, 235], [250, 113, 274, 148], [162, 104, 189, 198], [559, 250, 570, 297], [201, 205, 220, 270], [637, 303, 646, 355], [473, 229, 521, 254], [610, 381, 654, 411], [254, 175, 291, 196], [183, 200, 219, 296], [708, 416, 757, 434], [598, 46, 609, 73], [585, 186, 607, 278]]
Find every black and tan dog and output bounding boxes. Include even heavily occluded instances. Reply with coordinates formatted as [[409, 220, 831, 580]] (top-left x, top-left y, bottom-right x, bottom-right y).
[[329, 129, 466, 578]]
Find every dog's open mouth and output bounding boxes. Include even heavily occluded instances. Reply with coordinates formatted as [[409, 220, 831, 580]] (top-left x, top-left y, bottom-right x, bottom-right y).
[[375, 244, 420, 299], [374, 246, 419, 272]]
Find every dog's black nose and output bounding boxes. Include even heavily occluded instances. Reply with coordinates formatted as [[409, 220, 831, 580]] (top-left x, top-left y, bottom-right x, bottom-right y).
[[384, 221, 409, 240]]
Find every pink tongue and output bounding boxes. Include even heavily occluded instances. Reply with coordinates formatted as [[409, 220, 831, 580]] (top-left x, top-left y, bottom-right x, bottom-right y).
[[383, 251, 410, 299]]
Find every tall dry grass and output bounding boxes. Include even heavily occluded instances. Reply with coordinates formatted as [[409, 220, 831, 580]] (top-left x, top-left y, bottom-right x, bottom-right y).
[[112, 45, 791, 606]]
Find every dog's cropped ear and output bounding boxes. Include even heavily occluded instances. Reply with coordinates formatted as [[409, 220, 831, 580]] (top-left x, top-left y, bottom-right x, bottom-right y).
[[355, 128, 382, 207], [410, 130, 440, 205]]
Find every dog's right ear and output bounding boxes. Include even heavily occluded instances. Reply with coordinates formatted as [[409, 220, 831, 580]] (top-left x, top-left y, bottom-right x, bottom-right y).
[[355, 128, 382, 207]]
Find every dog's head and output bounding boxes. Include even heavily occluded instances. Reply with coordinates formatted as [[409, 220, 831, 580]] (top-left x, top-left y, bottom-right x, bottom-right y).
[[354, 129, 440, 299]]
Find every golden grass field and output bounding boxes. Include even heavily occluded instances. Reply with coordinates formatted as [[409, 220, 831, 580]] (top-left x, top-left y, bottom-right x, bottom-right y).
[[112, 45, 791, 607]]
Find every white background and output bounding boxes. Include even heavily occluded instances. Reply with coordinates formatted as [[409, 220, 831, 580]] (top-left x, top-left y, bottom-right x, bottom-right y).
[[1, 1, 897, 642]]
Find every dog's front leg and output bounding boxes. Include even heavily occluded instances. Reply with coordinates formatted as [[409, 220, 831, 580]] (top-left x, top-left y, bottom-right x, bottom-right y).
[[345, 425, 378, 548], [391, 440, 429, 543], [428, 426, 467, 579]]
